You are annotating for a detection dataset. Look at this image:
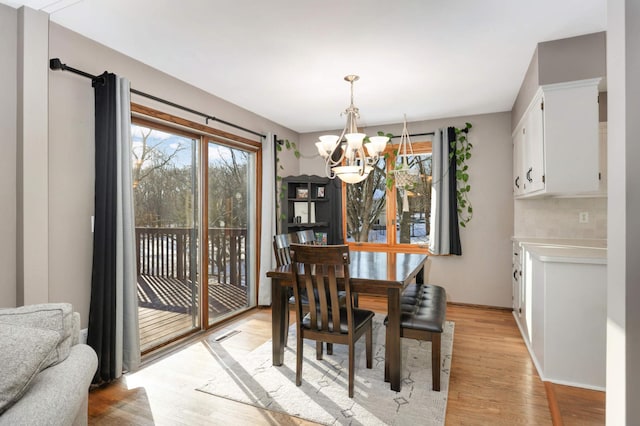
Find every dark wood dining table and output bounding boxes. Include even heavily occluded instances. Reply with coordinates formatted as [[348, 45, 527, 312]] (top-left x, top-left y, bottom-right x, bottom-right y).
[[267, 250, 428, 392]]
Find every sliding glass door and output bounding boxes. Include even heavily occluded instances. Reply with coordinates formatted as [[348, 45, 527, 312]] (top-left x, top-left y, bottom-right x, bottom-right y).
[[206, 140, 256, 325], [131, 115, 259, 352], [131, 121, 200, 353]]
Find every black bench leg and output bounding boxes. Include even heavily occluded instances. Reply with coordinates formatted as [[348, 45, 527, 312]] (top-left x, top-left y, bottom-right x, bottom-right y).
[[432, 333, 441, 391]]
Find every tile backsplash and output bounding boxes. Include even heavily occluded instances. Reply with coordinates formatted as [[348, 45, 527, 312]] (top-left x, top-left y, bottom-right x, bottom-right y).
[[514, 197, 607, 239]]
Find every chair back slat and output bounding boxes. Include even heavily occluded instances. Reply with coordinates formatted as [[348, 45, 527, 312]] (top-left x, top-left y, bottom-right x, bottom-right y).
[[294, 229, 316, 245], [291, 243, 351, 334], [273, 233, 293, 267]]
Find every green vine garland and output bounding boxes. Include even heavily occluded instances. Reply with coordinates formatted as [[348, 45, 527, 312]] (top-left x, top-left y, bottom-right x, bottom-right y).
[[450, 122, 473, 227]]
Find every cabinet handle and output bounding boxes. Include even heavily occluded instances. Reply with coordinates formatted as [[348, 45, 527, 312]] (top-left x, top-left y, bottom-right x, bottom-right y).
[[515, 176, 520, 188], [526, 167, 533, 183]]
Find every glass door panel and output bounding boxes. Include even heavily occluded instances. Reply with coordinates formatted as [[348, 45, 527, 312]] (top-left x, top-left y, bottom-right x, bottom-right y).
[[207, 141, 256, 325], [131, 122, 200, 353]]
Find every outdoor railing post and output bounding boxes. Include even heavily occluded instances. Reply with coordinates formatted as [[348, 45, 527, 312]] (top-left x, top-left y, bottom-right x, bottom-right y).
[[230, 229, 237, 286]]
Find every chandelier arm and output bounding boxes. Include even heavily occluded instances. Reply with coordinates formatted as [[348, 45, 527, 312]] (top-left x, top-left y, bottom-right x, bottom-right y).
[[357, 146, 366, 176], [327, 125, 349, 167]]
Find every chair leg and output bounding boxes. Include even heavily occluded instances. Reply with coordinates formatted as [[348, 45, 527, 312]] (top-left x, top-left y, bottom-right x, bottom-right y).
[[384, 326, 390, 382], [316, 341, 323, 360], [296, 331, 303, 387], [366, 323, 372, 369], [348, 342, 355, 398], [432, 333, 441, 391], [326, 343, 333, 355], [284, 304, 290, 347]]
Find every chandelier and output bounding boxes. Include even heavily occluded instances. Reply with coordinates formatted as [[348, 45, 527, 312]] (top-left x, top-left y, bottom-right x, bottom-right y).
[[315, 75, 389, 184]]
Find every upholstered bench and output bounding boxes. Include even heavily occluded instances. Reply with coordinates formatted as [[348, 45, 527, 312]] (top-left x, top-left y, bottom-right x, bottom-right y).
[[385, 284, 447, 391]]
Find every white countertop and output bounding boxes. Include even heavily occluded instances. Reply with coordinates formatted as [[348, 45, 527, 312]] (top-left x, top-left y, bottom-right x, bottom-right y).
[[512, 237, 607, 264]]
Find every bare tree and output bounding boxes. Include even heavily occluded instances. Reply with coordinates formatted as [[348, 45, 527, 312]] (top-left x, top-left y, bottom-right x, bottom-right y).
[[132, 126, 191, 227], [346, 160, 386, 242]]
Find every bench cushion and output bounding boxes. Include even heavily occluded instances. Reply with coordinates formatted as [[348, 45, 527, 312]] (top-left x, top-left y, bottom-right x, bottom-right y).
[[400, 284, 446, 333]]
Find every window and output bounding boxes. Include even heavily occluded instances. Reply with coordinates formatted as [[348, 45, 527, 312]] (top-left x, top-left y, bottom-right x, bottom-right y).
[[344, 141, 432, 252]]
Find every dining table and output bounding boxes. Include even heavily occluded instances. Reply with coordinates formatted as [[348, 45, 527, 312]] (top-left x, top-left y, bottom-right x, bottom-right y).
[[267, 249, 428, 392]]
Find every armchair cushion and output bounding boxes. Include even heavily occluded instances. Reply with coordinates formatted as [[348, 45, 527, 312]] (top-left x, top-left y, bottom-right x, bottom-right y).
[[0, 323, 60, 414]]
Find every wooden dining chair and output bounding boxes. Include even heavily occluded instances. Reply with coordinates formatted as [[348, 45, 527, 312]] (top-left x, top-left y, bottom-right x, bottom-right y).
[[273, 233, 293, 267], [290, 243, 374, 398], [294, 229, 359, 307], [294, 229, 316, 245], [273, 233, 297, 346]]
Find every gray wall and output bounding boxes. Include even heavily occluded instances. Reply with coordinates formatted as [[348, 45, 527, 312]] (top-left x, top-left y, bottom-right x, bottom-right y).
[[47, 23, 299, 325], [0, 3, 17, 307], [299, 112, 515, 308], [607, 0, 639, 423], [512, 31, 606, 130], [538, 32, 607, 85], [511, 48, 539, 133], [2, 6, 300, 321]]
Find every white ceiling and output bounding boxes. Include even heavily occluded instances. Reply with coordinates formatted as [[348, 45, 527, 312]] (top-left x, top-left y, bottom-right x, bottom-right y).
[[2, 0, 606, 133]]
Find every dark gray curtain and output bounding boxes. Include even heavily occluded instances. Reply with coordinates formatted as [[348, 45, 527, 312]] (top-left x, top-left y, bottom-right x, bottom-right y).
[[446, 127, 462, 255], [87, 72, 140, 385], [429, 127, 462, 255]]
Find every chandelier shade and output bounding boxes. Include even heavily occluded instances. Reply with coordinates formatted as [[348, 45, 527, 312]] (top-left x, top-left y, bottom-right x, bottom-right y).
[[317, 75, 389, 183]]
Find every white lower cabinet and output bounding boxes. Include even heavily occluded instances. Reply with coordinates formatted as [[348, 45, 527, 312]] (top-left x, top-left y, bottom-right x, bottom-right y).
[[513, 242, 606, 390]]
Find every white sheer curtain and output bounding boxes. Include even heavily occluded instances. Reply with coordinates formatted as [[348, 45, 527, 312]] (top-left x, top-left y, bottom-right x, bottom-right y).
[[115, 77, 140, 373], [258, 133, 276, 305], [429, 128, 451, 255]]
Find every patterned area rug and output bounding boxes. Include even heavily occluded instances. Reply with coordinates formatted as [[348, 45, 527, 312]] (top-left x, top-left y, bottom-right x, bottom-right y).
[[197, 315, 454, 425]]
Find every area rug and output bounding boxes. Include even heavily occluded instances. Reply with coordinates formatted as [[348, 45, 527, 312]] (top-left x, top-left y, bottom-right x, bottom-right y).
[[197, 315, 454, 425]]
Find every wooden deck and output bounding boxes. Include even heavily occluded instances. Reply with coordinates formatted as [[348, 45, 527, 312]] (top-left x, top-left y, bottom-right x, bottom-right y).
[[137, 275, 249, 352]]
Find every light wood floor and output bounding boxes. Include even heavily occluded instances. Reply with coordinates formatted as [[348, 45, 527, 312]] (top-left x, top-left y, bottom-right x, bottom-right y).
[[88, 296, 605, 425]]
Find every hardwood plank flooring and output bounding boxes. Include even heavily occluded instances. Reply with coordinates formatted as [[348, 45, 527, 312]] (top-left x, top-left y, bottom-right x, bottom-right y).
[[89, 296, 604, 425]]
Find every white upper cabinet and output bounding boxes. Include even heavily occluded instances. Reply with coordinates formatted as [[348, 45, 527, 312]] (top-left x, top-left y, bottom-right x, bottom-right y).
[[512, 78, 602, 198]]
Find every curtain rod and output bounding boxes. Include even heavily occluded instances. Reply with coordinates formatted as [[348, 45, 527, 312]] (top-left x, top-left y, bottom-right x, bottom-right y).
[[275, 131, 436, 145], [49, 58, 266, 139], [390, 131, 435, 139]]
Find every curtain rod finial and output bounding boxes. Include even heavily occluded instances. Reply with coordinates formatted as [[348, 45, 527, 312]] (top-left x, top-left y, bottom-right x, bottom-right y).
[[50, 58, 63, 70]]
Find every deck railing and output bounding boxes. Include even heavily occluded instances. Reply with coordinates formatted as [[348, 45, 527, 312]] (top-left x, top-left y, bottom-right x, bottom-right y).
[[135, 227, 247, 286]]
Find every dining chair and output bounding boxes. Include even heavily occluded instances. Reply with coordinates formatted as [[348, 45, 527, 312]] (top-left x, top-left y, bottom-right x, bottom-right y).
[[290, 243, 374, 398], [294, 229, 359, 307], [274, 233, 349, 351], [273, 233, 293, 267], [273, 233, 297, 347], [294, 229, 316, 244]]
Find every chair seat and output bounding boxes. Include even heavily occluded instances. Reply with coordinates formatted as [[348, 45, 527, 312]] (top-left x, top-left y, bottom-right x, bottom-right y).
[[289, 290, 347, 306], [302, 308, 375, 334]]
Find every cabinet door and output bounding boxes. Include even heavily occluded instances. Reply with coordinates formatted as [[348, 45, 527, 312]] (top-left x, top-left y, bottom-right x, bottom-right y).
[[520, 248, 534, 343], [512, 243, 522, 314], [597, 122, 607, 194], [524, 96, 545, 193], [513, 126, 525, 196], [542, 80, 600, 194]]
